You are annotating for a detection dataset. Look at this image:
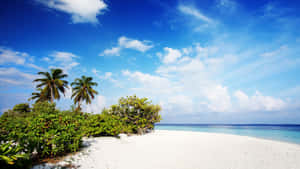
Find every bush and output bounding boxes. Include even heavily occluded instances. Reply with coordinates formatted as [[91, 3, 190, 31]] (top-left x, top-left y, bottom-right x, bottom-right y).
[[2, 103, 31, 117], [0, 140, 29, 168], [107, 95, 161, 134], [25, 111, 84, 157], [0, 102, 85, 168], [12, 103, 30, 114], [83, 113, 133, 137], [32, 101, 56, 114]]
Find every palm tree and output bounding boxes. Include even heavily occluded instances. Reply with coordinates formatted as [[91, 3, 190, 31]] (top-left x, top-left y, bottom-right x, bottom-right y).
[[28, 88, 50, 103], [71, 76, 98, 110], [33, 69, 68, 103]]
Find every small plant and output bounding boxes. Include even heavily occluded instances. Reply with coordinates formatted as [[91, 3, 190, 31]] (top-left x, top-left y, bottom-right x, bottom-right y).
[[0, 141, 29, 165]]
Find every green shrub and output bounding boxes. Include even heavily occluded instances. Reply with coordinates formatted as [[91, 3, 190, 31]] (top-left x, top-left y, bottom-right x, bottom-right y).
[[0, 141, 29, 166], [12, 103, 30, 114], [83, 113, 133, 137], [107, 95, 161, 134], [32, 101, 56, 114], [25, 111, 84, 157], [0, 102, 85, 168], [2, 103, 31, 117]]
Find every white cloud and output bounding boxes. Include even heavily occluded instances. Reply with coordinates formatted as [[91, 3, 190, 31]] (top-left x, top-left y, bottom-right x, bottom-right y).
[[0, 47, 44, 71], [100, 72, 117, 84], [27, 63, 45, 71], [161, 47, 182, 64], [102, 72, 112, 79], [83, 95, 106, 113], [164, 95, 194, 114], [178, 5, 213, 23], [36, 0, 107, 24], [0, 67, 38, 86], [46, 51, 80, 72], [92, 69, 121, 87], [234, 90, 286, 112], [100, 36, 154, 56], [50, 51, 78, 62], [42, 57, 51, 62], [118, 36, 153, 52], [122, 70, 182, 95], [0, 78, 25, 85], [182, 47, 193, 55], [203, 85, 232, 112], [119, 43, 292, 118], [64, 86, 73, 99], [101, 47, 121, 56], [260, 45, 287, 57], [0, 47, 27, 65], [92, 68, 99, 74]]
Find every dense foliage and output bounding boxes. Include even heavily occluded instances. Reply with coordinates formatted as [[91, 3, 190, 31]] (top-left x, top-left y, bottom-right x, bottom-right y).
[[12, 103, 30, 114], [0, 96, 161, 168], [0, 141, 29, 166], [107, 95, 162, 134], [0, 102, 85, 168]]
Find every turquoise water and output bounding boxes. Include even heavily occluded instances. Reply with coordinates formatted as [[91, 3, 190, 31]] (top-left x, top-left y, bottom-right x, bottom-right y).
[[155, 124, 300, 145]]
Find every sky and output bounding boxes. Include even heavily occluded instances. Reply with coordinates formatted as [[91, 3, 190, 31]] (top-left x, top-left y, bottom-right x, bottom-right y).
[[1, 0, 300, 123]]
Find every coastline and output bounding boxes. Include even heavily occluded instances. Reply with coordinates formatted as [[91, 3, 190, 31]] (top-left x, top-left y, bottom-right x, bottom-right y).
[[155, 124, 300, 145], [156, 129, 300, 146], [33, 130, 300, 169]]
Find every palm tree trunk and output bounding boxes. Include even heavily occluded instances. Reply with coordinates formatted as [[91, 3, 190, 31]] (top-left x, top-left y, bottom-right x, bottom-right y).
[[50, 87, 54, 103], [77, 100, 81, 111]]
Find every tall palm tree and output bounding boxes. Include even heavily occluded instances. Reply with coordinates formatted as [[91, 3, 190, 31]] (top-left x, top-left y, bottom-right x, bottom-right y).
[[71, 76, 98, 110], [34, 68, 68, 103], [28, 88, 50, 103]]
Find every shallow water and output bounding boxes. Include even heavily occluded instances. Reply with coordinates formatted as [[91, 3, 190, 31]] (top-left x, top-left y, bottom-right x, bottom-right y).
[[155, 124, 300, 144]]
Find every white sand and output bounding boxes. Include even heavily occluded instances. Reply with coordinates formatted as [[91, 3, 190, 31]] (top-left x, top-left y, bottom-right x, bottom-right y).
[[34, 130, 300, 169]]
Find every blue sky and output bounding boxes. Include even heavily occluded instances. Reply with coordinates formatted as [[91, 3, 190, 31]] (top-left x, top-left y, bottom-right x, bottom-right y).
[[1, 0, 300, 123]]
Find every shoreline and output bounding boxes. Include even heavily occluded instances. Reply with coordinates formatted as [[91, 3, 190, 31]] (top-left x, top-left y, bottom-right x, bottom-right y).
[[33, 130, 300, 169], [156, 129, 300, 146]]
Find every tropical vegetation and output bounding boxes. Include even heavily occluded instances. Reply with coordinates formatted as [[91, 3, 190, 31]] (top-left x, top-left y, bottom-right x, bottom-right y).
[[71, 76, 98, 111], [33, 69, 68, 103], [0, 68, 162, 169]]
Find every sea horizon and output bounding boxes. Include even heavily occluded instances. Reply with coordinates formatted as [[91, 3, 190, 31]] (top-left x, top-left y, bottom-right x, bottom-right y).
[[155, 123, 300, 145], [157, 123, 300, 125]]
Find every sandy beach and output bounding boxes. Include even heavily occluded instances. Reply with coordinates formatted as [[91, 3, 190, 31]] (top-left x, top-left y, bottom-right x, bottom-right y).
[[34, 130, 300, 169]]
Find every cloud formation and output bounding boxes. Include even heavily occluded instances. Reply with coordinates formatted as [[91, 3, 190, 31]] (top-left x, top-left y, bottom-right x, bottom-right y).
[[0, 67, 38, 86], [121, 43, 292, 118], [178, 5, 213, 23], [36, 0, 107, 24], [0, 47, 44, 71], [100, 36, 154, 56], [92, 69, 121, 87], [160, 47, 182, 64], [83, 95, 107, 113], [44, 51, 80, 72]]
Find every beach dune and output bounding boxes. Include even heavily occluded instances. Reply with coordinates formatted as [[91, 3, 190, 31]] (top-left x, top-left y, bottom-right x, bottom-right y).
[[37, 130, 300, 169]]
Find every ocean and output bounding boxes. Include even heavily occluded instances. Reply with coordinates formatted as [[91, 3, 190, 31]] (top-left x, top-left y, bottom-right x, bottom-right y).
[[155, 124, 300, 145]]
